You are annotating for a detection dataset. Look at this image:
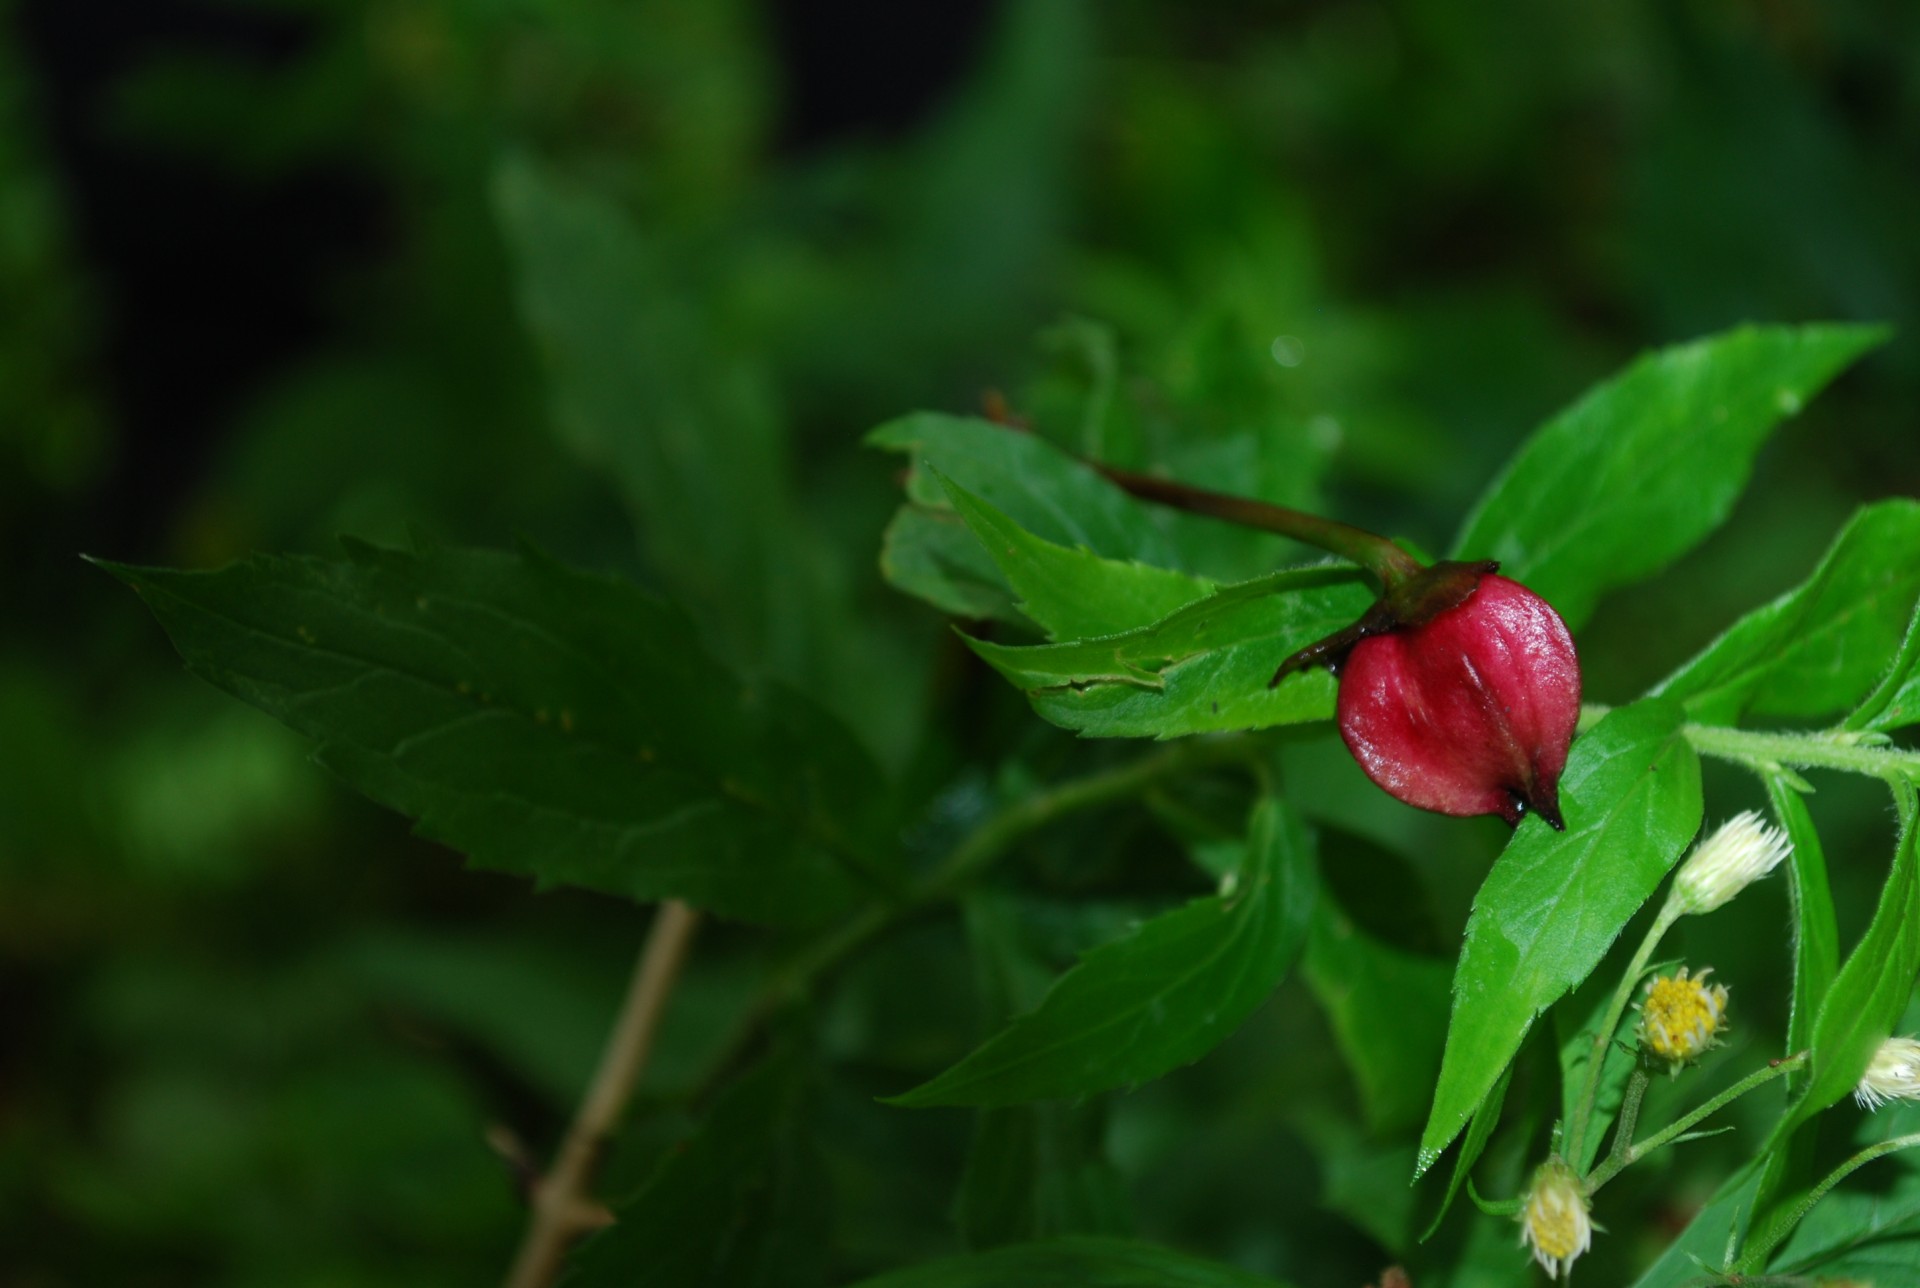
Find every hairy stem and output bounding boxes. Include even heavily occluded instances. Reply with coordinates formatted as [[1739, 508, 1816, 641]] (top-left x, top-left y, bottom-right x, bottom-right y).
[[1735, 1128, 1920, 1273], [1586, 1052, 1807, 1195], [1684, 723, 1920, 788], [502, 900, 702, 1288], [1568, 899, 1684, 1168]]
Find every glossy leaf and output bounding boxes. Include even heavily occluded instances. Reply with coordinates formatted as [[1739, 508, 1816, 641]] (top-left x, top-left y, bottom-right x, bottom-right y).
[[890, 797, 1316, 1107], [1654, 500, 1920, 723], [1768, 774, 1839, 1099], [1418, 700, 1703, 1175], [563, 1056, 826, 1288], [1454, 323, 1889, 629], [1781, 781, 1920, 1138], [939, 472, 1213, 640], [966, 569, 1371, 739], [97, 541, 888, 924], [1848, 600, 1920, 733], [841, 1237, 1289, 1288]]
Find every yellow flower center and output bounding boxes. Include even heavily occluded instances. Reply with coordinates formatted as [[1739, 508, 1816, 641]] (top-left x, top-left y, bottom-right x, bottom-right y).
[[1525, 1189, 1583, 1260], [1640, 968, 1728, 1065]]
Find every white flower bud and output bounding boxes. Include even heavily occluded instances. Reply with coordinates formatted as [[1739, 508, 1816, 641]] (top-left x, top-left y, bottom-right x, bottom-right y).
[[1519, 1156, 1592, 1279], [1671, 811, 1791, 916], [1855, 1036, 1920, 1110]]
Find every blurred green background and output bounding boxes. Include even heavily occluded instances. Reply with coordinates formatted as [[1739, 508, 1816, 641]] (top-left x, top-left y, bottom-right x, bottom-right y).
[[4, 0, 1916, 1283]]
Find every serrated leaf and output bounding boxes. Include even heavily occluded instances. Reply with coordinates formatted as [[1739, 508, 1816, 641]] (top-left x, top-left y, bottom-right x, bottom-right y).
[[1848, 600, 1920, 733], [1654, 500, 1920, 723], [840, 1237, 1290, 1288], [1418, 700, 1703, 1175], [97, 542, 887, 924], [939, 472, 1213, 639], [1780, 781, 1920, 1139], [1453, 323, 1889, 630], [562, 1055, 826, 1288], [966, 568, 1371, 739], [890, 797, 1316, 1107]]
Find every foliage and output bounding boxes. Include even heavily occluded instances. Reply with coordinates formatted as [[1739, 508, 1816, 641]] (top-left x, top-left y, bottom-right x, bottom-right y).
[[12, 1, 1920, 1286]]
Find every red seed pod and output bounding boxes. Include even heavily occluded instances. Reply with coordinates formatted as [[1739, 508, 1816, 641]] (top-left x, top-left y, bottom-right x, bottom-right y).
[[1334, 574, 1581, 828]]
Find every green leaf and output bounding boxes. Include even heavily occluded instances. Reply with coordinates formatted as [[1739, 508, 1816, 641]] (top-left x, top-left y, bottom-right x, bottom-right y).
[[954, 895, 1132, 1248], [1554, 972, 1640, 1175], [1418, 1063, 1512, 1243], [869, 412, 1184, 557], [890, 797, 1316, 1107], [1628, 1157, 1768, 1288], [1302, 890, 1450, 1134], [1453, 322, 1889, 630], [97, 541, 888, 924], [1771, 1167, 1920, 1279], [879, 504, 1024, 625], [1417, 700, 1703, 1175], [839, 1237, 1289, 1288], [1848, 600, 1920, 733], [1768, 774, 1839, 1100], [562, 1055, 826, 1288], [966, 568, 1371, 739], [1654, 500, 1920, 723], [939, 472, 1214, 640], [494, 154, 792, 661], [1781, 781, 1920, 1138]]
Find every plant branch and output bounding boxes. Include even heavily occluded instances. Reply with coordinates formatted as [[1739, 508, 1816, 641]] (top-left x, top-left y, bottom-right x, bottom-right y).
[[502, 899, 702, 1288], [1089, 461, 1425, 587], [1684, 723, 1920, 789], [1568, 899, 1683, 1167], [1585, 1052, 1807, 1195]]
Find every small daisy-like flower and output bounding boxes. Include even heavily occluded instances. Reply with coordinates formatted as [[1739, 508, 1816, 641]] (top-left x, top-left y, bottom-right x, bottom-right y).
[[1638, 966, 1729, 1071], [1519, 1156, 1592, 1279], [1670, 811, 1791, 916], [1855, 1036, 1920, 1110]]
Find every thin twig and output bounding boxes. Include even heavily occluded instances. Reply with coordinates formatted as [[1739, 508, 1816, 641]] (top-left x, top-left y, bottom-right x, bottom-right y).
[[502, 899, 702, 1288]]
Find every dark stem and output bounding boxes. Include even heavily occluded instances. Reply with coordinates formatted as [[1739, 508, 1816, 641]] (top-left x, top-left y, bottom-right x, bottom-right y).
[[1091, 462, 1425, 587]]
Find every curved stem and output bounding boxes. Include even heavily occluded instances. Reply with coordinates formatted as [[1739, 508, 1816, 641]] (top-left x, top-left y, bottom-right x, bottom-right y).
[[1568, 899, 1684, 1168], [502, 900, 702, 1288], [1586, 1052, 1807, 1195], [1735, 1127, 1920, 1273], [1091, 463, 1425, 587]]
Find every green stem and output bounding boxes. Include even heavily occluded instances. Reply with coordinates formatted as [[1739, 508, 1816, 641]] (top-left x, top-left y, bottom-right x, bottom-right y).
[[1735, 1128, 1920, 1273], [1607, 1066, 1651, 1167], [692, 733, 1264, 1096], [1568, 899, 1685, 1168], [1586, 1053, 1808, 1195], [1091, 463, 1425, 587], [1684, 723, 1920, 789]]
